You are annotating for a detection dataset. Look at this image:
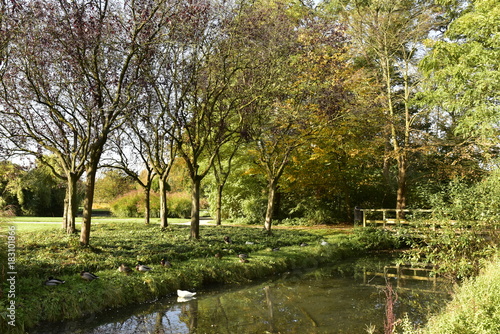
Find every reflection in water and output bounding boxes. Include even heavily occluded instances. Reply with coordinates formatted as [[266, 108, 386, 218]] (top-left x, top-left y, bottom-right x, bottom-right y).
[[32, 257, 451, 334]]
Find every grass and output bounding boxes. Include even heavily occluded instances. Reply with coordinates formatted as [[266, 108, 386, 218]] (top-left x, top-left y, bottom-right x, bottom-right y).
[[410, 255, 500, 334], [0, 219, 401, 333]]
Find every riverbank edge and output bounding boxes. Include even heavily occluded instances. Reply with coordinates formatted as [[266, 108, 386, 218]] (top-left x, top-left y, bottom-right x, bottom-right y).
[[417, 254, 500, 333], [6, 235, 376, 334]]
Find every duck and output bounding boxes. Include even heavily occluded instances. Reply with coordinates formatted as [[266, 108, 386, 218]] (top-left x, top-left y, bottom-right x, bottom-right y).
[[136, 264, 152, 272], [44, 277, 65, 286], [177, 289, 196, 298], [160, 258, 172, 268], [80, 271, 99, 281], [238, 253, 248, 260], [118, 264, 133, 274]]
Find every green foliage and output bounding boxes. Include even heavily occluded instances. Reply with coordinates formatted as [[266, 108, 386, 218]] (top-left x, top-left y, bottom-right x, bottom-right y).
[[421, 169, 500, 224], [110, 191, 191, 218], [205, 156, 266, 221], [238, 196, 267, 224], [110, 190, 143, 218], [3, 163, 66, 216], [94, 169, 136, 206], [167, 191, 192, 218], [420, 0, 500, 146], [405, 228, 496, 281], [421, 256, 500, 334], [402, 169, 500, 280], [349, 227, 404, 250]]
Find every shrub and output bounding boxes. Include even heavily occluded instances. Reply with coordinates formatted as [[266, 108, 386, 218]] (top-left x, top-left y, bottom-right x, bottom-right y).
[[110, 191, 192, 218], [239, 196, 267, 224], [110, 191, 142, 217], [167, 192, 191, 218]]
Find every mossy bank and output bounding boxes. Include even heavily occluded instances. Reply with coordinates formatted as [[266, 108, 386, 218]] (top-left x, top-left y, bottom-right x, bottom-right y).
[[0, 222, 401, 333]]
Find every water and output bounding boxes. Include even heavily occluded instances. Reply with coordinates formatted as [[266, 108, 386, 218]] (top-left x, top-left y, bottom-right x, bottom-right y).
[[32, 256, 452, 334]]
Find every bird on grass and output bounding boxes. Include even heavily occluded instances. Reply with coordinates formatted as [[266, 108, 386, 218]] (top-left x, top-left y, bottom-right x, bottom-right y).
[[160, 258, 172, 268], [177, 289, 196, 298], [136, 264, 152, 272], [223, 236, 232, 244], [44, 277, 65, 286], [238, 253, 248, 260], [300, 243, 308, 247], [118, 264, 133, 275], [80, 271, 99, 281]]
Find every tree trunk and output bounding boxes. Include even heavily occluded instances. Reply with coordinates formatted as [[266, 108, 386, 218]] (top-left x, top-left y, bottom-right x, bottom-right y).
[[144, 184, 151, 225], [64, 173, 79, 234], [159, 176, 168, 228], [190, 177, 201, 239], [264, 180, 277, 235], [396, 156, 407, 219], [63, 196, 68, 231], [80, 163, 98, 246], [215, 184, 223, 226]]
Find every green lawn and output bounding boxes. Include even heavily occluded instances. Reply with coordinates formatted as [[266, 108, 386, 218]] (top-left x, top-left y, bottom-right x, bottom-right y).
[[8, 216, 191, 232]]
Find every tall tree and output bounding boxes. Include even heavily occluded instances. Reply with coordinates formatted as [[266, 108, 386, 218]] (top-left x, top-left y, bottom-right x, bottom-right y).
[[241, 0, 351, 233], [211, 138, 242, 225], [146, 0, 253, 239], [329, 0, 447, 217], [0, 0, 164, 244]]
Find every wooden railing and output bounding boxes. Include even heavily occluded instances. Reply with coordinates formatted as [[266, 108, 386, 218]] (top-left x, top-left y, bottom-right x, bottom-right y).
[[363, 263, 448, 293], [356, 208, 433, 227]]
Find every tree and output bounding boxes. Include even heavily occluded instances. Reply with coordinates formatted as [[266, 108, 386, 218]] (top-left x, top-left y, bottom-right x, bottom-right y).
[[0, 0, 165, 244], [145, 0, 254, 239], [240, 0, 350, 233], [420, 0, 500, 154], [211, 139, 242, 225], [104, 124, 158, 225], [329, 0, 448, 217]]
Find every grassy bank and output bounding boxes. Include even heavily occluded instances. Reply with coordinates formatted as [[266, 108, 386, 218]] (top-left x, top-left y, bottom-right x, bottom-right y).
[[0, 221, 401, 333], [407, 255, 500, 334]]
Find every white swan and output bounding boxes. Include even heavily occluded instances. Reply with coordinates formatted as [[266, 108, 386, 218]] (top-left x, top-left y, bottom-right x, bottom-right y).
[[177, 289, 196, 298]]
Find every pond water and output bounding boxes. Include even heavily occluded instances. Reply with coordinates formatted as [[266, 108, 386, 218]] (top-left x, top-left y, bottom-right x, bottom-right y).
[[32, 256, 452, 334]]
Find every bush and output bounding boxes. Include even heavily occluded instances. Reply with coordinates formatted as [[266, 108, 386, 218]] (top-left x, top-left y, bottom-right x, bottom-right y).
[[239, 196, 267, 224], [402, 171, 500, 281], [167, 192, 191, 218], [110, 190, 191, 218], [110, 191, 142, 217]]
